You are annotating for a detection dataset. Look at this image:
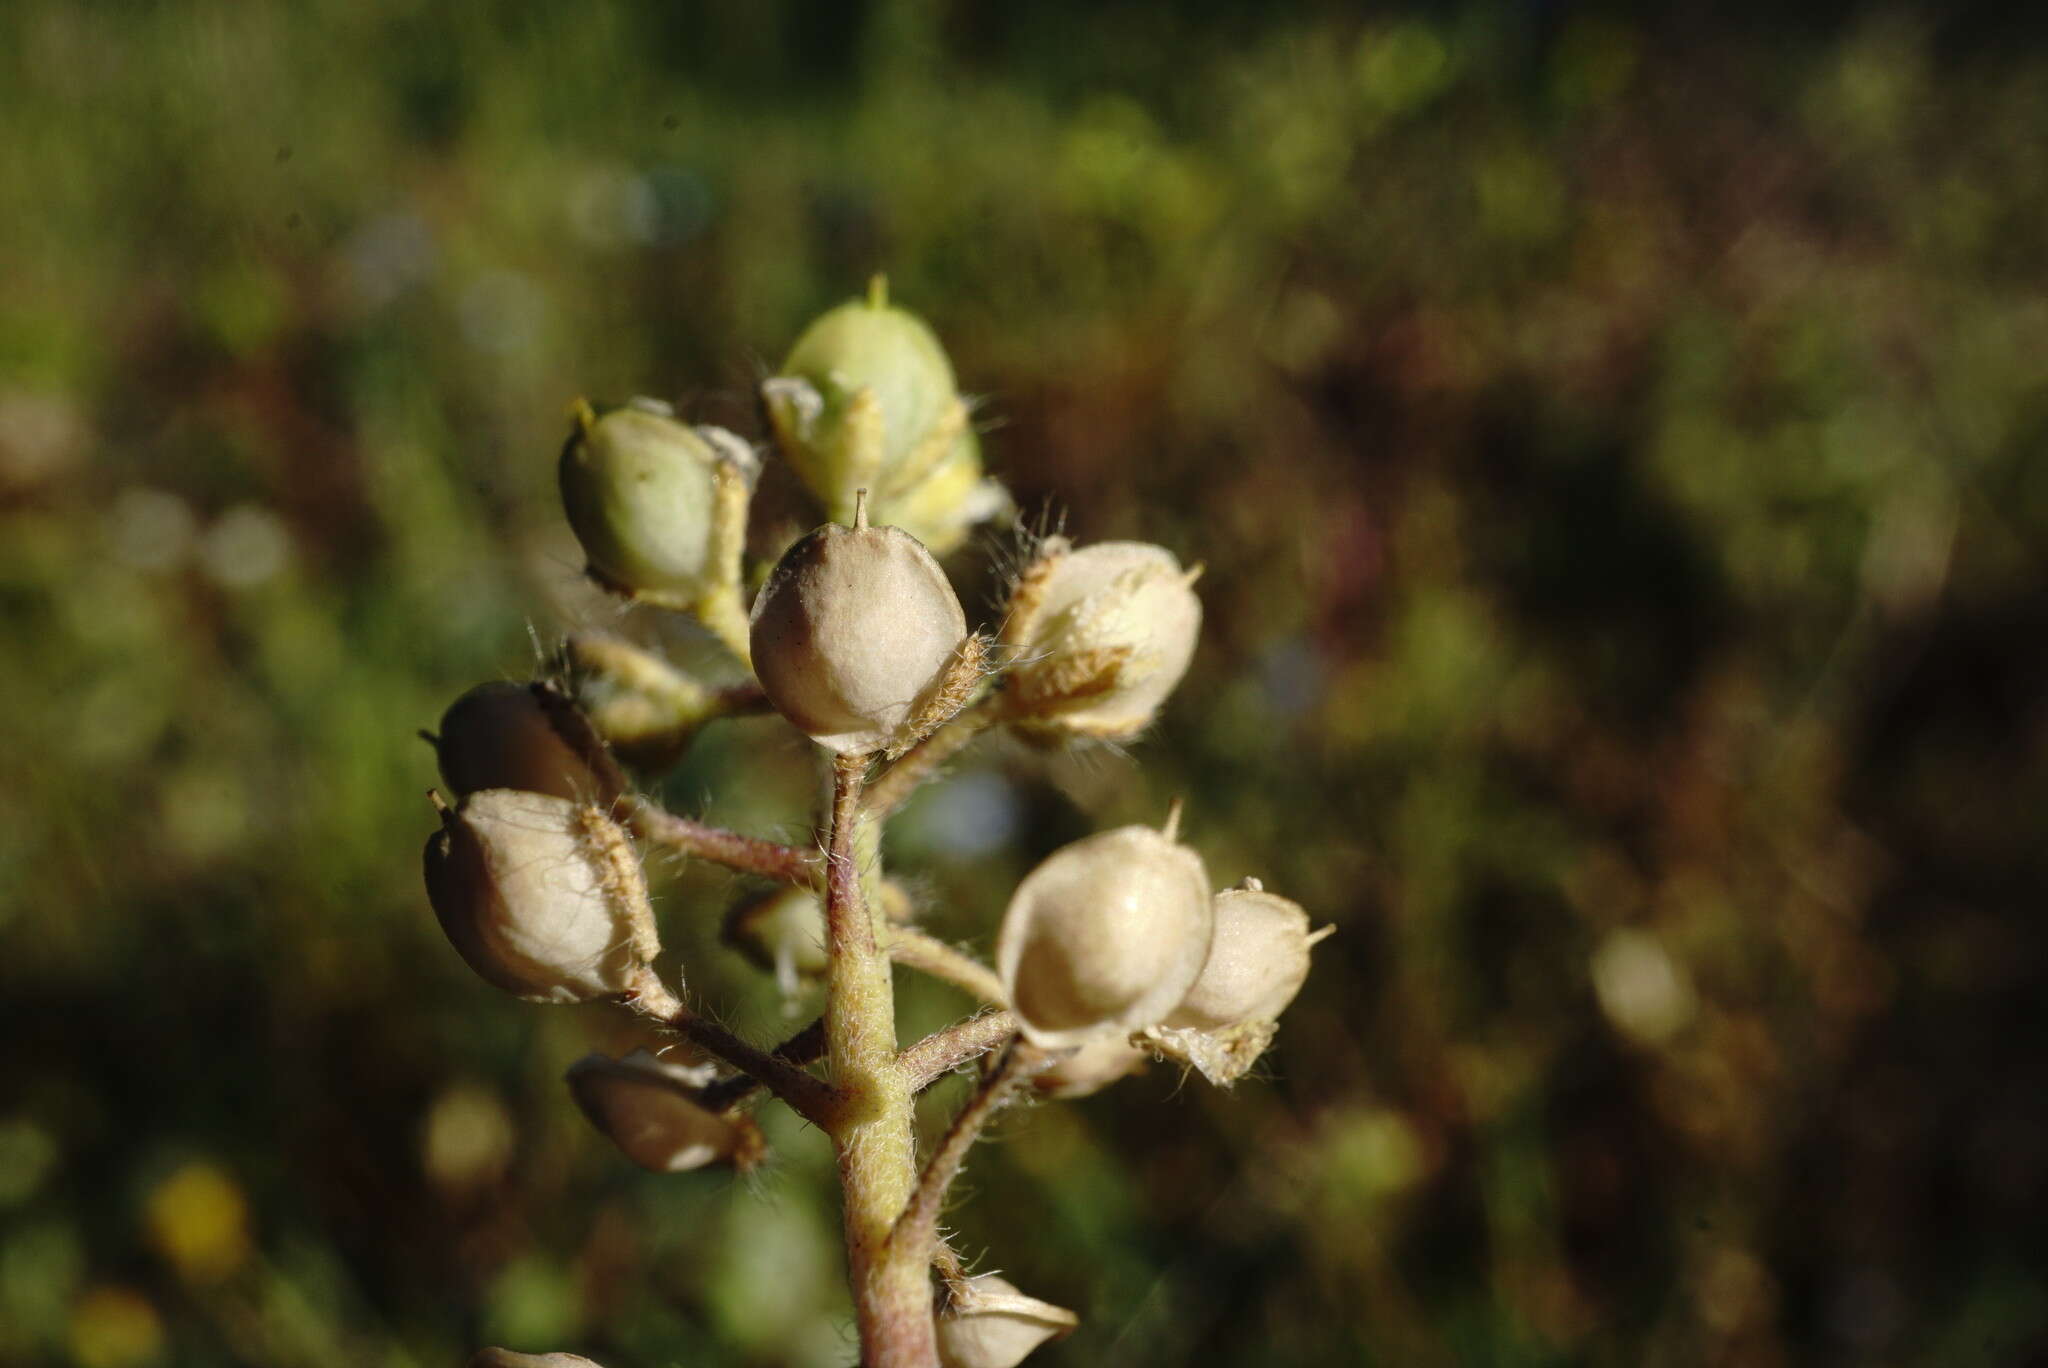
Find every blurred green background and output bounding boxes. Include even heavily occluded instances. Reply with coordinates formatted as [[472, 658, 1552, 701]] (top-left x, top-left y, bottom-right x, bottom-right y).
[[4, 2, 2046, 1365]]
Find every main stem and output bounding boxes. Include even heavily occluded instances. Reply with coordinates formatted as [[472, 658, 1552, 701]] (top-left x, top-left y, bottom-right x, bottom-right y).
[[823, 753, 936, 1367]]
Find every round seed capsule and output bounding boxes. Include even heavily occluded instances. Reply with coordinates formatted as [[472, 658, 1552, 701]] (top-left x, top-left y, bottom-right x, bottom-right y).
[[748, 511, 968, 755], [565, 1050, 765, 1173], [1006, 541, 1202, 740], [1030, 1036, 1151, 1100], [423, 789, 656, 1004], [771, 292, 957, 501], [431, 681, 622, 804], [995, 824, 1212, 1049], [1167, 884, 1323, 1030], [558, 398, 754, 607]]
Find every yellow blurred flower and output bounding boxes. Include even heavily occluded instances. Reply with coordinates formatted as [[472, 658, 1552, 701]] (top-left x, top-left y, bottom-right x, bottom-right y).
[[143, 1160, 252, 1285], [68, 1286, 164, 1368]]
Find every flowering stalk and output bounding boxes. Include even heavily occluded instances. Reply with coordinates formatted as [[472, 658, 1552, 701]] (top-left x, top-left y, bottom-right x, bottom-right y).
[[420, 285, 1324, 1368], [820, 753, 937, 1366]]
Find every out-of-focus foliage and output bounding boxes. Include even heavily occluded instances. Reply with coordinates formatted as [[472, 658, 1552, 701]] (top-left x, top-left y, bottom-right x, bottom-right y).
[[4, 2, 2046, 1365]]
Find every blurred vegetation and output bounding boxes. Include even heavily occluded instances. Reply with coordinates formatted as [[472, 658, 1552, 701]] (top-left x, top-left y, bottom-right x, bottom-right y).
[[4, 2, 2046, 1365]]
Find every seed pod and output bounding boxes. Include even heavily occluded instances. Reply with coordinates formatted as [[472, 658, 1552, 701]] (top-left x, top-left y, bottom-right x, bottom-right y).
[[1004, 540, 1202, 740], [748, 507, 969, 754], [996, 824, 1212, 1049], [1030, 1036, 1150, 1100], [763, 284, 965, 522], [872, 424, 1011, 556], [422, 789, 658, 1004], [565, 1049, 765, 1173], [469, 1352, 605, 1368], [1167, 882, 1325, 1031], [430, 681, 623, 804], [722, 885, 829, 985], [557, 633, 739, 773], [558, 397, 756, 608], [937, 1275, 1078, 1368]]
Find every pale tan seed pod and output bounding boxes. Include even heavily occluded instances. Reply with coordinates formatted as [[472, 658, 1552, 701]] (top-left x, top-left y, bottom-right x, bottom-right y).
[[1004, 540, 1202, 740], [937, 1274, 1078, 1368], [1167, 881, 1327, 1031], [996, 824, 1211, 1049], [748, 505, 969, 754], [565, 1049, 765, 1174], [469, 1351, 606, 1368], [430, 681, 623, 805], [422, 789, 658, 1004], [1030, 1036, 1151, 1100], [558, 398, 756, 610]]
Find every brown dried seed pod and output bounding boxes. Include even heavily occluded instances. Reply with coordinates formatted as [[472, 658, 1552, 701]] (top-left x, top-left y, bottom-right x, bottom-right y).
[[431, 681, 622, 804], [565, 1049, 766, 1173], [1167, 883, 1325, 1031], [748, 509, 968, 755], [995, 824, 1212, 1049], [937, 1274, 1079, 1368], [423, 789, 657, 1004]]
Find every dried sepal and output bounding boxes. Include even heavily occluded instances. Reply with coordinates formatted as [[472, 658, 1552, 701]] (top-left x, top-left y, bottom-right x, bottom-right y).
[[1139, 1019, 1279, 1088], [1167, 881, 1327, 1031], [565, 1049, 766, 1174], [937, 1274, 1078, 1368], [748, 507, 969, 755], [888, 632, 989, 759], [995, 823, 1212, 1049], [1001, 541, 1202, 741], [429, 681, 624, 806], [996, 533, 1071, 654], [422, 789, 659, 1004]]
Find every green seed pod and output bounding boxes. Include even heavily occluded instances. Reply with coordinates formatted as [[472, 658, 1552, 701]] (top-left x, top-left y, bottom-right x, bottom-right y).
[[430, 681, 623, 804], [872, 424, 1011, 556], [558, 397, 756, 609], [565, 1049, 765, 1174], [764, 283, 964, 521], [1004, 540, 1202, 740], [937, 1275, 1078, 1368], [996, 823, 1212, 1049], [422, 789, 658, 1004], [748, 505, 969, 754], [1167, 881, 1327, 1031]]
